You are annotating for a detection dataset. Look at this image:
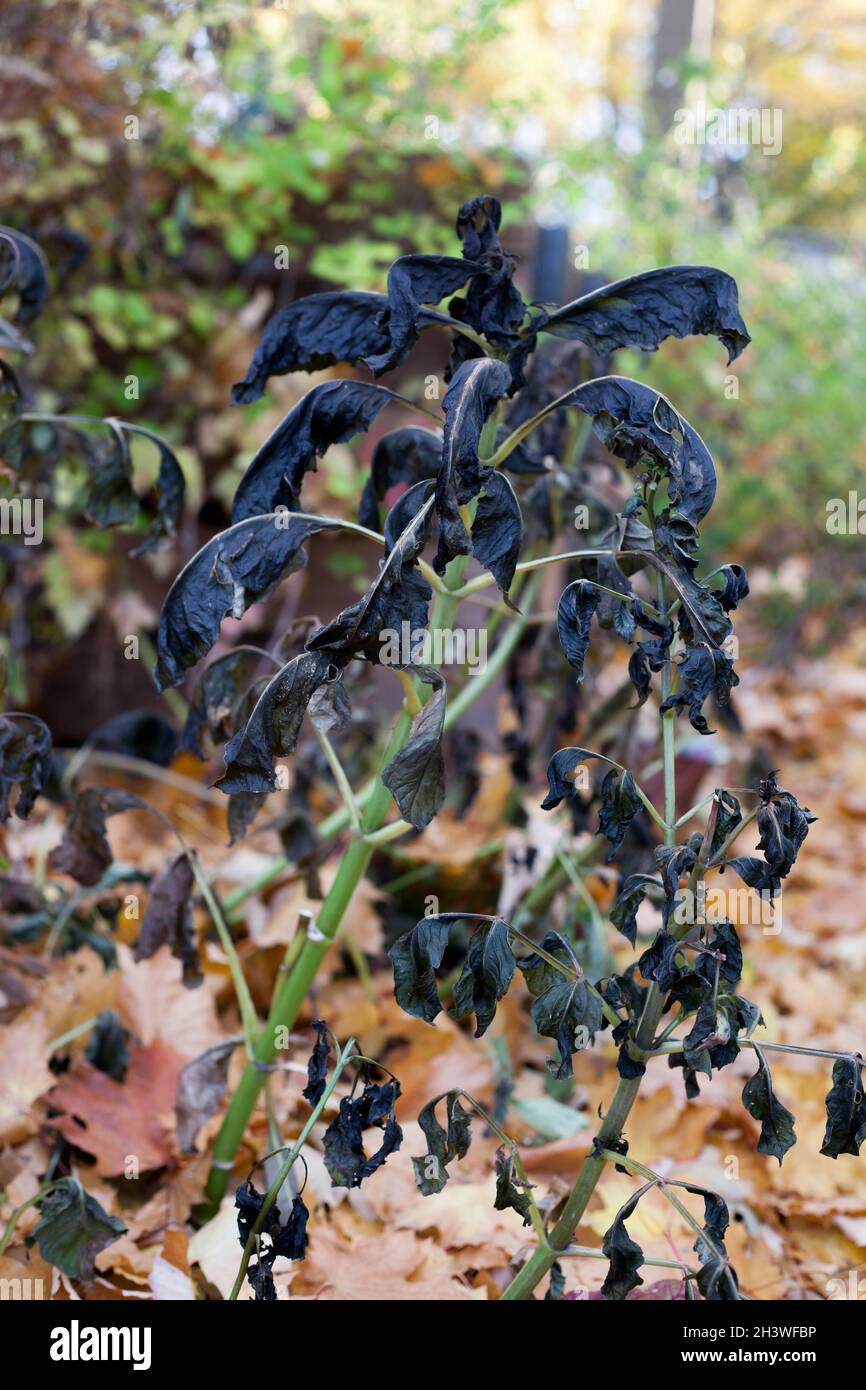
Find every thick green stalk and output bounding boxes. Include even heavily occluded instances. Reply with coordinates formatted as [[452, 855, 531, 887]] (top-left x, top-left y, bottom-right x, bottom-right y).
[[201, 708, 410, 1213]]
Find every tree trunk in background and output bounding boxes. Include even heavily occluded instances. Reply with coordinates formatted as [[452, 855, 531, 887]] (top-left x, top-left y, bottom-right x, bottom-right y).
[[648, 0, 703, 133]]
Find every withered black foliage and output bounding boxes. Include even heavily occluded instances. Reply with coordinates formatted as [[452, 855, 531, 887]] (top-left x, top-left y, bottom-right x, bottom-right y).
[[306, 487, 433, 664], [609, 873, 661, 948], [83, 1010, 131, 1082], [638, 930, 686, 993], [181, 648, 264, 758], [235, 1177, 309, 1298], [48, 787, 145, 887], [133, 851, 202, 989], [557, 579, 602, 680], [543, 265, 750, 365], [518, 931, 603, 1080], [155, 514, 341, 690], [365, 254, 484, 374], [821, 1056, 866, 1159], [382, 666, 446, 829], [413, 1090, 475, 1195], [452, 916, 516, 1039], [726, 773, 816, 895], [231, 290, 391, 403], [471, 470, 523, 597], [0, 227, 49, 323], [494, 1145, 534, 1227], [0, 713, 52, 823], [357, 426, 441, 530], [541, 749, 642, 862], [600, 1190, 645, 1300], [303, 1019, 331, 1107], [434, 356, 512, 577], [389, 914, 452, 1025], [322, 1077, 403, 1188], [216, 651, 332, 794], [231, 380, 405, 521], [679, 1182, 741, 1301], [741, 1045, 797, 1165]]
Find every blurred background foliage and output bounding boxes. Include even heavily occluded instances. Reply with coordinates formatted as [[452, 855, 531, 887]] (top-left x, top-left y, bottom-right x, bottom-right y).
[[1, 0, 865, 721]]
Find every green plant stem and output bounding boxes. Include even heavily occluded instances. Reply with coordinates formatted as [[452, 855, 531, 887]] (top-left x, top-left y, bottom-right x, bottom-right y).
[[313, 725, 362, 832], [0, 1182, 60, 1256], [228, 1037, 357, 1300], [188, 852, 260, 1057], [202, 707, 411, 1213]]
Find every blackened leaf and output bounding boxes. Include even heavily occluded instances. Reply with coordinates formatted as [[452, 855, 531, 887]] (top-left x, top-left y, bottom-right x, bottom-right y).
[[655, 836, 702, 927], [389, 915, 451, 1024], [660, 643, 738, 736], [381, 666, 446, 829], [638, 930, 686, 992], [307, 673, 352, 734], [228, 792, 267, 845], [519, 931, 603, 1079], [181, 647, 263, 757], [154, 513, 342, 690], [452, 917, 516, 1038], [610, 873, 661, 947], [546, 1261, 566, 1301], [541, 745, 606, 811], [598, 768, 642, 861], [0, 713, 52, 822], [470, 471, 523, 597], [307, 489, 434, 665], [30, 1177, 126, 1283], [717, 564, 750, 612], [434, 357, 512, 574], [216, 651, 332, 794], [231, 381, 405, 522], [413, 1090, 475, 1195], [84, 1010, 131, 1082], [679, 1181, 741, 1300], [134, 851, 202, 988], [357, 426, 442, 530], [49, 787, 145, 887], [532, 377, 717, 525], [557, 579, 602, 680], [365, 255, 484, 374], [494, 1146, 533, 1226], [741, 1046, 796, 1164], [452, 195, 526, 349], [695, 921, 743, 989], [236, 1176, 280, 1246], [821, 1055, 866, 1159], [231, 291, 390, 403], [85, 710, 177, 768], [754, 775, 816, 882], [0, 227, 49, 323], [303, 1019, 332, 1107], [707, 789, 742, 858], [235, 1178, 309, 1269], [270, 1194, 310, 1262], [323, 1078, 403, 1188], [544, 265, 750, 365], [601, 1190, 645, 1300], [122, 423, 186, 555], [175, 1036, 242, 1153], [247, 1259, 277, 1300]]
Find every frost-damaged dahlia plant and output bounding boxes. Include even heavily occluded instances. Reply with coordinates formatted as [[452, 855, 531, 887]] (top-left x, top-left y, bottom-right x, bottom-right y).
[[2, 199, 859, 1301]]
